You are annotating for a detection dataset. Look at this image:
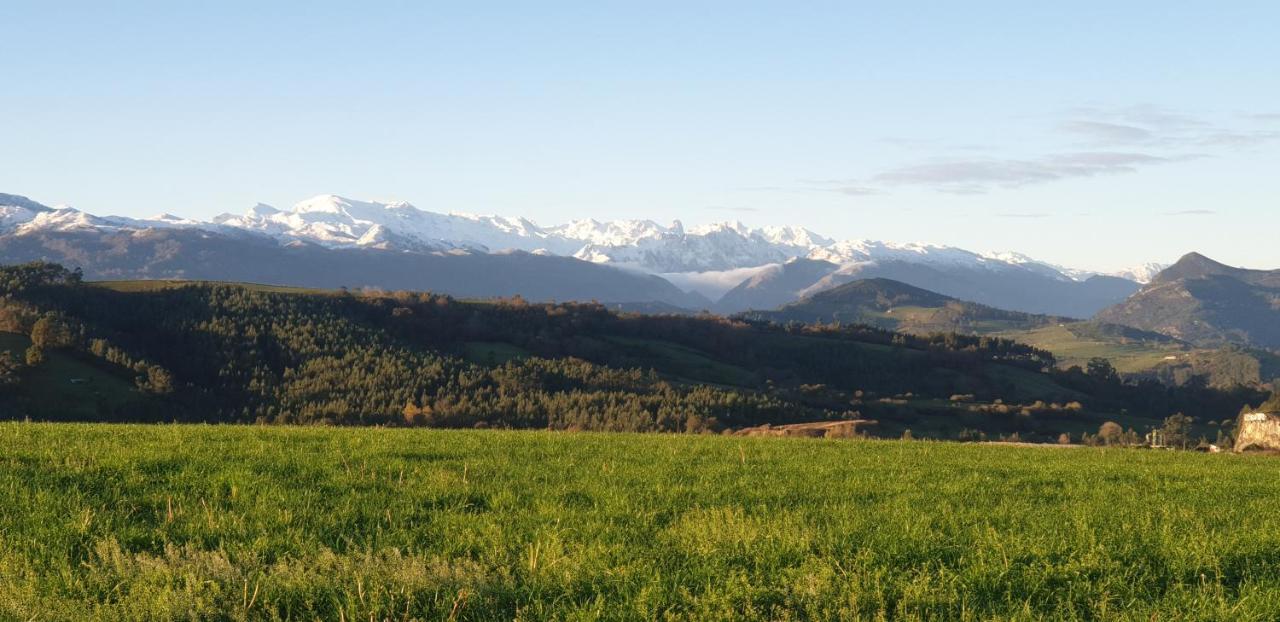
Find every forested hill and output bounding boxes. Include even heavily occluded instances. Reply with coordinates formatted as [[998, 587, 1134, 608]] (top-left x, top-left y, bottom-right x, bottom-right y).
[[0, 263, 1264, 441], [1096, 252, 1280, 349], [739, 277, 1066, 334]]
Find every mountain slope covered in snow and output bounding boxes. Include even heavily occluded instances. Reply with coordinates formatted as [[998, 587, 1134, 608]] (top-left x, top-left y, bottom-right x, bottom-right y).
[[0, 192, 1162, 315]]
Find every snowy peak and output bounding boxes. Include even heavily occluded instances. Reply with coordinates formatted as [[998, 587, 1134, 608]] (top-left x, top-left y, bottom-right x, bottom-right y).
[[0, 193, 54, 214], [0, 190, 1160, 287], [811, 240, 1008, 273], [1109, 262, 1170, 284], [549, 218, 671, 247], [216, 195, 511, 252], [758, 225, 833, 248]]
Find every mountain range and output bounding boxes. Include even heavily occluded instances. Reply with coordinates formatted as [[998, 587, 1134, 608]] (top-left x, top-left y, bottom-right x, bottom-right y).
[[741, 259, 1280, 388], [0, 192, 1164, 315], [1, 191, 1275, 387]]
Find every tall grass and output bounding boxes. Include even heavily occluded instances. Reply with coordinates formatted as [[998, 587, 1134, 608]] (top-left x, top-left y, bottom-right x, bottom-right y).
[[1, 422, 1278, 620]]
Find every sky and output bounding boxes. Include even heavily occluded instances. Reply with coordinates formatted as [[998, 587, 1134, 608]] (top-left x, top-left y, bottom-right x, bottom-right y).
[[3, 1, 1278, 272]]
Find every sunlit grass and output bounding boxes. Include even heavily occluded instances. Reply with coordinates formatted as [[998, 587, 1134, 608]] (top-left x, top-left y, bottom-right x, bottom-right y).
[[2, 422, 1279, 620]]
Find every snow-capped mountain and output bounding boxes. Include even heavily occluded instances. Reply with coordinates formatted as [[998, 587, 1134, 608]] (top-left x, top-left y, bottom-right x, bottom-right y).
[[0, 192, 1151, 281], [212, 196, 849, 273], [211, 195, 583, 255], [0, 193, 209, 236], [981, 250, 1168, 285], [1106, 263, 1170, 285], [0, 192, 1163, 315], [572, 221, 828, 272]]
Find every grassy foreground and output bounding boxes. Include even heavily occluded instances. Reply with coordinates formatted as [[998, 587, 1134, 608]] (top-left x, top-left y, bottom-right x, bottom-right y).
[[2, 425, 1279, 621]]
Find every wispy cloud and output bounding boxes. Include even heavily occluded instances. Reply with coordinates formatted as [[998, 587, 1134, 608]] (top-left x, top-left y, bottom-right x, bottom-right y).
[[872, 152, 1187, 194], [877, 138, 995, 152], [998, 212, 1051, 219], [1194, 130, 1280, 147], [1164, 209, 1216, 216], [1059, 121, 1154, 144], [750, 181, 882, 197], [1109, 104, 1208, 130], [783, 105, 1275, 197], [1060, 105, 1279, 148], [825, 185, 881, 196], [707, 205, 759, 213]]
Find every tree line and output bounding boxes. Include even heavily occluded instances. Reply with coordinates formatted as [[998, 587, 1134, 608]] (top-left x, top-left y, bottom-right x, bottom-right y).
[[0, 262, 1269, 435]]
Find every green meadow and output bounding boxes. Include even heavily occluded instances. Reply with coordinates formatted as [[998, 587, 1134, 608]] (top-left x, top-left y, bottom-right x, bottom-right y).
[[3, 423, 1279, 621]]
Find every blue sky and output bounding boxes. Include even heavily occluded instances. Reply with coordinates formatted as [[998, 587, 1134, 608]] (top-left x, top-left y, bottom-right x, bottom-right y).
[[3, 1, 1278, 271]]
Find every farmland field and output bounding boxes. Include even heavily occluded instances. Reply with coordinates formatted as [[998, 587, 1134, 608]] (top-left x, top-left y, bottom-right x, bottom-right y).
[[3, 423, 1280, 621]]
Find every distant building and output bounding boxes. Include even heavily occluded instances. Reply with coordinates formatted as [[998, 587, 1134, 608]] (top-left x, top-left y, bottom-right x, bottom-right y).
[[1145, 429, 1167, 449], [1235, 411, 1280, 452]]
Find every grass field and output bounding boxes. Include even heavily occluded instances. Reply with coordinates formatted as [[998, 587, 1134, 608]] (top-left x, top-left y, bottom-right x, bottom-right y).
[[3, 424, 1280, 620], [0, 333, 142, 420], [462, 341, 532, 366], [998, 324, 1185, 374]]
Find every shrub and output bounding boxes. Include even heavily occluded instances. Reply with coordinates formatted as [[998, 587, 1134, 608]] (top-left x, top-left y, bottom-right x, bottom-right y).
[[1099, 421, 1123, 446]]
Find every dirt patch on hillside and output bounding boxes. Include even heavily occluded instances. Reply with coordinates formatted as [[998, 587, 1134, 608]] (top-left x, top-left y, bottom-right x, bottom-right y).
[[735, 420, 877, 439]]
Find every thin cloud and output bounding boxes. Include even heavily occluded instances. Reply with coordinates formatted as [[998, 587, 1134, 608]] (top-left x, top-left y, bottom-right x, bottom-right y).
[[798, 105, 1270, 197], [1194, 130, 1280, 147], [877, 137, 938, 149], [1060, 105, 1279, 148], [707, 205, 759, 213], [827, 185, 881, 196], [1059, 121, 1154, 144], [876, 138, 994, 152], [1111, 104, 1208, 130], [998, 212, 1051, 219], [763, 180, 883, 197], [1165, 209, 1216, 216], [872, 152, 1181, 193]]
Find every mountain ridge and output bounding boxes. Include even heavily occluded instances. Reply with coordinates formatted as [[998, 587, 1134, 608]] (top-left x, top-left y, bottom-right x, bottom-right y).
[[740, 277, 1068, 334], [1096, 252, 1280, 349], [0, 192, 1162, 316], [0, 192, 1160, 282]]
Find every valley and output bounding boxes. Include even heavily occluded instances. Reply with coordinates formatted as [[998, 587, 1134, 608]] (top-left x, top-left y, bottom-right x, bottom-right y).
[[9, 6, 1279, 620], [1, 196, 1277, 437], [0, 262, 1266, 447]]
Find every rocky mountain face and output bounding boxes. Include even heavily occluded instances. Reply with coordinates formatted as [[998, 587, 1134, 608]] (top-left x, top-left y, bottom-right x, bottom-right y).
[[1095, 253, 1280, 349]]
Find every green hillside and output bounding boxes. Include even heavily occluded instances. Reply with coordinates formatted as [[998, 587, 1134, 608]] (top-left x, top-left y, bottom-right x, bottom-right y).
[[741, 277, 1064, 334], [0, 262, 1264, 441], [744, 276, 1279, 390], [996, 322, 1186, 373], [4, 423, 1280, 620], [0, 332, 145, 420]]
